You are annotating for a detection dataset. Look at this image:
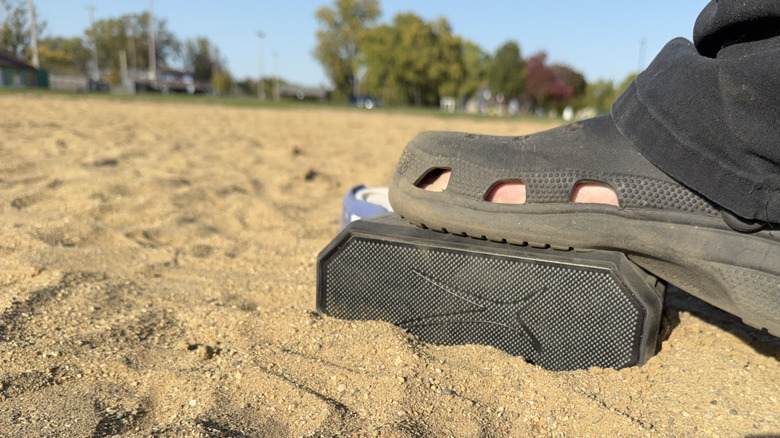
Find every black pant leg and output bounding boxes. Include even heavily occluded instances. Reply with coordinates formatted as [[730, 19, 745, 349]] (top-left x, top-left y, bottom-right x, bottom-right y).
[[612, 0, 780, 223]]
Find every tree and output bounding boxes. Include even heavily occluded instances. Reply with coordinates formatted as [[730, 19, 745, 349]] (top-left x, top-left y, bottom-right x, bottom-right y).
[[616, 72, 637, 96], [458, 40, 490, 99], [488, 41, 526, 99], [211, 70, 233, 95], [577, 72, 635, 113], [183, 37, 223, 82], [1, 0, 44, 60], [430, 18, 465, 100], [580, 79, 615, 114], [38, 36, 91, 73], [234, 78, 257, 96], [313, 0, 380, 100], [550, 64, 586, 99], [525, 52, 557, 108], [361, 13, 464, 106], [524, 51, 586, 111], [86, 12, 180, 82]]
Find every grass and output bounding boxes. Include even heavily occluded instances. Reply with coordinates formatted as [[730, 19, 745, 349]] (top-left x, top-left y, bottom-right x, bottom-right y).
[[0, 86, 567, 123]]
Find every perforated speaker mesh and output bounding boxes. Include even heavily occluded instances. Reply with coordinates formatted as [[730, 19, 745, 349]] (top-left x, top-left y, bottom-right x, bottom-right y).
[[317, 216, 664, 371]]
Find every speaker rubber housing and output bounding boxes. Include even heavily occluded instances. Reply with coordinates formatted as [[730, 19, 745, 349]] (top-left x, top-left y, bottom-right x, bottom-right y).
[[317, 214, 665, 370]]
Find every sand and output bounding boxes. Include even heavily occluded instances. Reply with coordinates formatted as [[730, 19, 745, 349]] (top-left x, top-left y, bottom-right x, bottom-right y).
[[0, 93, 777, 437]]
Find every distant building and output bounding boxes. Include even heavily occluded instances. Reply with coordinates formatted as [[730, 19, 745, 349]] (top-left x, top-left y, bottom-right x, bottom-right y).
[[0, 49, 48, 88]]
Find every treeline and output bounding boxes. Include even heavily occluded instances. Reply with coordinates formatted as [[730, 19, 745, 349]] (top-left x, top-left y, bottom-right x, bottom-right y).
[[315, 0, 634, 113], [0, 0, 235, 94], [3, 0, 634, 110]]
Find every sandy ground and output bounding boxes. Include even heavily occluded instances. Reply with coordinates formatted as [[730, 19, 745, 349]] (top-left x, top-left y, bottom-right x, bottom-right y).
[[0, 93, 778, 437]]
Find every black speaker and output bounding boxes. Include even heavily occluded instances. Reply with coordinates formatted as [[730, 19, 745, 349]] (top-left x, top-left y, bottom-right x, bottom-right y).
[[317, 214, 665, 371]]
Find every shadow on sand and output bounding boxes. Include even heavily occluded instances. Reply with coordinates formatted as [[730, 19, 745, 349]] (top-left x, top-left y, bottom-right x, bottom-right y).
[[659, 286, 780, 361]]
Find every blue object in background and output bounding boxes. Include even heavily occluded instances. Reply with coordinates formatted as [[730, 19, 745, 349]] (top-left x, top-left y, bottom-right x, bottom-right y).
[[341, 185, 393, 229]]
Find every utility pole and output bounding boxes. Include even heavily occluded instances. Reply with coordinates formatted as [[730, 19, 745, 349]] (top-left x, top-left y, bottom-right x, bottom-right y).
[[148, 0, 157, 83], [27, 0, 39, 68], [273, 51, 279, 102], [120, 49, 129, 92], [125, 17, 137, 74], [257, 31, 265, 100], [86, 5, 99, 80]]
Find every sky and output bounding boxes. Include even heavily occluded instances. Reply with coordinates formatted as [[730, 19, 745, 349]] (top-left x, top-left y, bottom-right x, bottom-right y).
[[32, 1, 710, 88]]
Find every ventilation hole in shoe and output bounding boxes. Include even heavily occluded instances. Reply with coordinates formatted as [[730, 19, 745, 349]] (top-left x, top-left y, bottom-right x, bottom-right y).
[[570, 181, 619, 206], [415, 168, 451, 191], [485, 180, 526, 204]]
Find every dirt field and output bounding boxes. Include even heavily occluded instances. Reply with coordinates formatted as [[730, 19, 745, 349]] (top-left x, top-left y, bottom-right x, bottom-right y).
[[0, 93, 778, 437]]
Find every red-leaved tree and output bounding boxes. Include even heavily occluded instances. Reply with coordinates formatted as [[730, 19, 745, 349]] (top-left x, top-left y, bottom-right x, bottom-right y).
[[525, 51, 583, 110]]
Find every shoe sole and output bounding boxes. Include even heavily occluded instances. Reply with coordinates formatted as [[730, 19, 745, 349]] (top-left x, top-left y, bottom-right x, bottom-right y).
[[389, 185, 780, 337], [317, 214, 666, 371]]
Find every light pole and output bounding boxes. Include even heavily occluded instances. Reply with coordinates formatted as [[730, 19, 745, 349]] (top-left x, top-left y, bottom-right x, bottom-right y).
[[257, 31, 265, 101], [27, 0, 39, 68], [86, 5, 99, 80], [638, 38, 647, 73], [125, 17, 137, 74], [148, 0, 157, 83], [273, 51, 279, 102]]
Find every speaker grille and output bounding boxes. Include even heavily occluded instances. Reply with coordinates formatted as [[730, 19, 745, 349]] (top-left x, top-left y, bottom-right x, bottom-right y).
[[320, 236, 646, 371]]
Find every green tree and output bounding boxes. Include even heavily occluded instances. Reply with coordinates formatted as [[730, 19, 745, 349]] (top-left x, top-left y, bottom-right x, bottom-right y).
[[361, 13, 464, 106], [1, 0, 44, 60], [183, 37, 223, 82], [581, 79, 615, 114], [38, 36, 91, 73], [615, 72, 637, 96], [211, 70, 234, 95], [0, 0, 27, 57], [357, 23, 395, 101], [117, 13, 179, 72], [430, 18, 465, 100], [488, 40, 526, 99], [86, 12, 180, 82], [313, 0, 380, 100], [577, 73, 635, 114], [459, 41, 490, 100], [234, 77, 257, 96]]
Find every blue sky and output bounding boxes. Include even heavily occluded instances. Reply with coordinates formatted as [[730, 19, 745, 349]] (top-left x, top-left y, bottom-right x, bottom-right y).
[[33, 1, 709, 88]]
